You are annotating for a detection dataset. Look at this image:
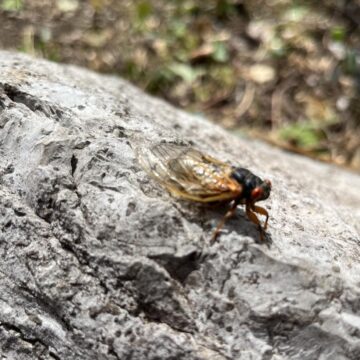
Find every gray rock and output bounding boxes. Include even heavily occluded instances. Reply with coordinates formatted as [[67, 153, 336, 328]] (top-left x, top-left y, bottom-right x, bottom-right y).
[[0, 50, 359, 360]]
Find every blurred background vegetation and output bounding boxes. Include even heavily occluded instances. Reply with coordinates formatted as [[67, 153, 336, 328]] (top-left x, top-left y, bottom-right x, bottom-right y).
[[1, 0, 359, 170]]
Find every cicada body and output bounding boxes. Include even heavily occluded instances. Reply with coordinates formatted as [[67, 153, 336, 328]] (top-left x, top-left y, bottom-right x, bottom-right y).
[[138, 143, 271, 242]]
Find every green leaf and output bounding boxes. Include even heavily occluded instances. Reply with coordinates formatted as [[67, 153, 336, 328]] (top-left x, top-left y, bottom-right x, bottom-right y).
[[283, 5, 308, 22], [136, 1, 152, 22], [168, 63, 204, 83], [171, 21, 187, 39], [212, 42, 229, 63], [215, 0, 236, 18], [344, 50, 357, 75], [1, 0, 23, 11], [270, 37, 287, 57], [331, 26, 346, 42], [279, 122, 323, 148]]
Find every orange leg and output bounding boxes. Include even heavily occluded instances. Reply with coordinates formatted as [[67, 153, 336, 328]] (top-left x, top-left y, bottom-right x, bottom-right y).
[[211, 200, 239, 243], [251, 204, 269, 230], [246, 204, 265, 242]]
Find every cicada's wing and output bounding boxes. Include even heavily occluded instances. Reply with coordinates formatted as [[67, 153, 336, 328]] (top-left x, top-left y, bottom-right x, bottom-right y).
[[138, 143, 242, 202]]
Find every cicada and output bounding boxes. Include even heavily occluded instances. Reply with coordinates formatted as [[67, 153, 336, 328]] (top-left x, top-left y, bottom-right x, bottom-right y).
[[138, 142, 272, 242]]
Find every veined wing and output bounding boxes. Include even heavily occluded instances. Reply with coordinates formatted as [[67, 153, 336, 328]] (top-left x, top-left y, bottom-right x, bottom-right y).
[[138, 143, 242, 202]]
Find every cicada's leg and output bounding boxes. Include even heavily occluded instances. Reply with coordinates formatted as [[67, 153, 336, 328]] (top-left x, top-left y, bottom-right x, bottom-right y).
[[251, 204, 269, 230], [211, 200, 239, 243], [246, 204, 265, 242]]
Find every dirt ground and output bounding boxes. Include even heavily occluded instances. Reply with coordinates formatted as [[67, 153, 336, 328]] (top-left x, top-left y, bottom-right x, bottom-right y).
[[1, 0, 359, 170]]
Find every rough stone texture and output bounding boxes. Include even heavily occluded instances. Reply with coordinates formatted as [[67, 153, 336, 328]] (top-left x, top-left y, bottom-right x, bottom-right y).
[[0, 50, 359, 360]]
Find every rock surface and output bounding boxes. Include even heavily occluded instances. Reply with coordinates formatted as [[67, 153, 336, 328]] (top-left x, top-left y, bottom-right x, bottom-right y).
[[0, 51, 359, 360]]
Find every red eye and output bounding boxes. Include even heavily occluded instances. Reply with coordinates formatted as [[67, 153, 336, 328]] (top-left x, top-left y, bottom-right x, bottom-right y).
[[251, 187, 263, 200]]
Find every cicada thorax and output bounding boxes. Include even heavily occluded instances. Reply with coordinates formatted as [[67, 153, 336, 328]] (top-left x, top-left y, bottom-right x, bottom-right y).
[[230, 167, 271, 203]]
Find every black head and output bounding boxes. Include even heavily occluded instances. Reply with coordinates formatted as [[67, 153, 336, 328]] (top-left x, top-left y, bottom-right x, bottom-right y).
[[231, 167, 271, 203]]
